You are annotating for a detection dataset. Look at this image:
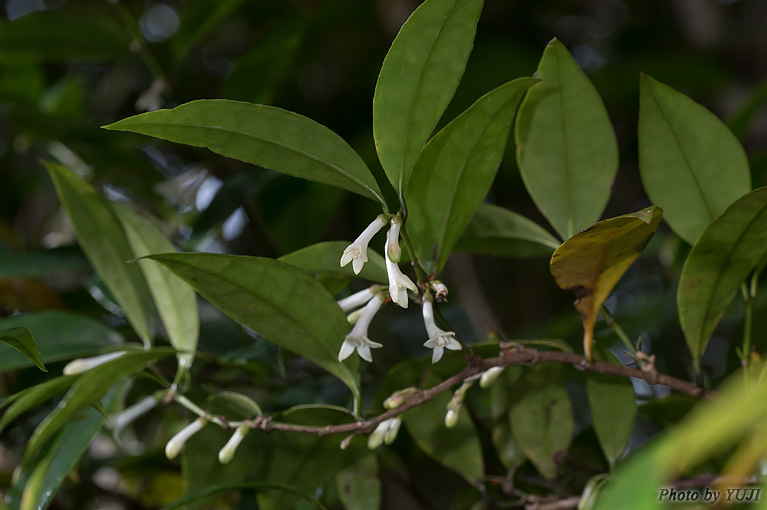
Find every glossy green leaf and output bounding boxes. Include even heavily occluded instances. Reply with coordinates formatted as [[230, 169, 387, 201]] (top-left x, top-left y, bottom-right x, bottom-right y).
[[515, 39, 618, 240], [403, 372, 484, 484], [46, 162, 157, 346], [23, 349, 173, 463], [0, 11, 131, 62], [509, 364, 573, 480], [406, 78, 538, 273], [110, 203, 199, 370], [490, 366, 527, 469], [550, 207, 662, 360], [0, 311, 122, 373], [373, 0, 483, 196], [586, 348, 636, 468], [678, 187, 767, 362], [10, 384, 123, 510], [336, 454, 380, 510], [0, 327, 46, 372], [638, 74, 751, 245], [0, 376, 78, 433], [104, 100, 386, 207], [145, 253, 360, 401], [278, 241, 388, 284], [259, 406, 364, 510], [161, 482, 328, 510], [205, 391, 262, 419], [454, 203, 560, 258]]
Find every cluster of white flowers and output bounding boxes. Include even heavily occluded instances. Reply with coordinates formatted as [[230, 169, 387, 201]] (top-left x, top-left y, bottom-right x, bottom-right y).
[[338, 215, 461, 365]]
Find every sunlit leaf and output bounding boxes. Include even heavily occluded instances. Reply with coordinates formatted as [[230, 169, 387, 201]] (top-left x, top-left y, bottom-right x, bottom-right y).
[[549, 207, 662, 360], [678, 187, 767, 362], [110, 203, 199, 371], [406, 78, 538, 273], [278, 241, 388, 284], [0, 327, 46, 372], [509, 363, 573, 480], [373, 0, 483, 197], [46, 162, 157, 346], [638, 74, 751, 245], [516, 39, 618, 240], [454, 203, 560, 258], [145, 253, 360, 401], [104, 100, 386, 207]]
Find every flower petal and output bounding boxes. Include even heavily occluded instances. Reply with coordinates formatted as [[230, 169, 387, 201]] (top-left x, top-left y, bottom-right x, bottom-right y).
[[338, 338, 356, 362], [431, 345, 444, 364]]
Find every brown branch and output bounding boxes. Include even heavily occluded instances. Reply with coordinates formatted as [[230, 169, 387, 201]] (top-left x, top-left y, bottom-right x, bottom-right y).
[[254, 346, 712, 437]]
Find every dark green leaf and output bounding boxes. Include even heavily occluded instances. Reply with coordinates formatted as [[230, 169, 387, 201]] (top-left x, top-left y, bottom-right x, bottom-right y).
[[515, 39, 618, 240], [0, 246, 89, 280], [173, 0, 243, 59], [638, 74, 751, 245], [146, 253, 360, 401], [509, 364, 573, 480], [205, 391, 261, 420], [278, 241, 388, 284], [678, 187, 767, 362], [403, 372, 483, 484], [0, 375, 78, 433], [549, 207, 662, 360], [490, 366, 526, 469], [23, 349, 173, 463], [47, 162, 157, 345], [0, 311, 123, 373], [373, 0, 483, 196], [160, 482, 329, 510], [406, 78, 538, 273], [103, 100, 386, 206], [0, 327, 46, 372], [454, 203, 560, 258], [336, 454, 380, 510], [586, 348, 636, 468]]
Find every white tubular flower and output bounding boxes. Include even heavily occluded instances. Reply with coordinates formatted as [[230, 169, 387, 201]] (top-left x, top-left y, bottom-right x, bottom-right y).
[[337, 287, 375, 312], [479, 367, 506, 389], [422, 300, 461, 363], [338, 295, 384, 362], [386, 216, 403, 263], [385, 238, 417, 308], [165, 417, 207, 460], [340, 215, 387, 275], [218, 425, 249, 464], [63, 351, 126, 375], [367, 417, 402, 449], [107, 395, 158, 431]]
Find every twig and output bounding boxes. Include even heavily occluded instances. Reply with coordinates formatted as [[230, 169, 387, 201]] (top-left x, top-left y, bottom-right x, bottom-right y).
[[524, 495, 581, 510]]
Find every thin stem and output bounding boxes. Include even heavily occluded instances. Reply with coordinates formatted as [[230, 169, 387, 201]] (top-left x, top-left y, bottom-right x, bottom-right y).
[[600, 306, 637, 357], [113, 2, 166, 80], [741, 277, 758, 366]]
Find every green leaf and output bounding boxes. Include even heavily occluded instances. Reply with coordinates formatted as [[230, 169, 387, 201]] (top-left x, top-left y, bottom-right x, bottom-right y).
[[103, 100, 386, 207], [515, 39, 618, 240], [0, 375, 78, 433], [678, 187, 767, 362], [549, 207, 662, 360], [160, 483, 329, 510], [46, 162, 157, 346], [638, 74, 751, 245], [490, 366, 527, 469], [0, 246, 89, 279], [145, 253, 360, 401], [9, 384, 124, 510], [335, 454, 381, 510], [455, 203, 560, 258], [173, 0, 243, 59], [0, 311, 123, 373], [205, 391, 262, 420], [0, 327, 46, 372], [22, 349, 173, 463], [109, 203, 199, 370], [406, 78, 538, 273], [0, 11, 131, 62], [510, 364, 573, 480], [373, 0, 484, 196], [278, 241, 388, 284], [403, 372, 484, 484], [586, 348, 636, 468]]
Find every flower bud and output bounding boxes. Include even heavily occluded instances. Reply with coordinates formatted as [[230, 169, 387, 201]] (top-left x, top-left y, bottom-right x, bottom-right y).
[[384, 417, 402, 445], [430, 281, 449, 302], [445, 408, 459, 429], [479, 367, 505, 389], [383, 387, 418, 409], [218, 425, 249, 464], [107, 395, 159, 431], [386, 217, 403, 264], [63, 351, 126, 375], [165, 417, 207, 460]]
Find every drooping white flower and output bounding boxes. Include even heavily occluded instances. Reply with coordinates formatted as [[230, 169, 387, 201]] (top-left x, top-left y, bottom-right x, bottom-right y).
[[386, 216, 403, 263], [218, 425, 249, 464], [165, 417, 207, 460], [63, 351, 126, 375], [107, 395, 159, 431], [340, 215, 387, 274], [338, 294, 384, 362], [422, 300, 461, 363], [385, 238, 417, 308], [367, 417, 402, 449], [337, 287, 375, 312]]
